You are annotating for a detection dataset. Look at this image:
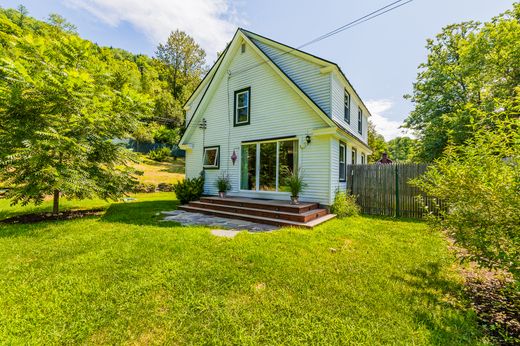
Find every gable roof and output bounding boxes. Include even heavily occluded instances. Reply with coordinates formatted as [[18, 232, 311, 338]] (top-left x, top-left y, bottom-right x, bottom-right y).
[[180, 28, 371, 151], [240, 29, 372, 118]]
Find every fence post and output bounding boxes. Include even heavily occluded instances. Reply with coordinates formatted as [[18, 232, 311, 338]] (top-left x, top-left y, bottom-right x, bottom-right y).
[[395, 164, 400, 218]]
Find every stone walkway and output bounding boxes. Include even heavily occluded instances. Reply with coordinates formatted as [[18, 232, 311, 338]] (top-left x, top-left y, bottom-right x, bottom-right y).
[[161, 210, 278, 236]]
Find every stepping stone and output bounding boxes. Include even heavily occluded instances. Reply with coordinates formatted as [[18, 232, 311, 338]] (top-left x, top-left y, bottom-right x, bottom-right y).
[[210, 229, 240, 238]]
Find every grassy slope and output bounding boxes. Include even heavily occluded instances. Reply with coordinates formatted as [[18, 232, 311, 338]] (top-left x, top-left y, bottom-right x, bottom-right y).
[[0, 196, 487, 345], [133, 157, 185, 185]]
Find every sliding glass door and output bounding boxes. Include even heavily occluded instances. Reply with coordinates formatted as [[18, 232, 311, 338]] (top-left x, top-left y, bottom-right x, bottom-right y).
[[240, 138, 298, 192]]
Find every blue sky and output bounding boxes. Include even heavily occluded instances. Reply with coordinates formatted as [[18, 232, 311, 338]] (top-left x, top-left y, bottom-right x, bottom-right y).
[[0, 0, 515, 139]]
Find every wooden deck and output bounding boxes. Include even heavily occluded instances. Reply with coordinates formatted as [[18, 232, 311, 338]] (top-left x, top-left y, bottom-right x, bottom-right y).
[[178, 196, 336, 228]]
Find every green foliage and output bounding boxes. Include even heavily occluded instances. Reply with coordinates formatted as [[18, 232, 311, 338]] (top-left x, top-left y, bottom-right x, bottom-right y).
[[215, 173, 231, 193], [0, 7, 207, 212], [367, 121, 388, 163], [330, 190, 360, 218], [413, 111, 520, 279], [173, 175, 204, 204], [282, 168, 307, 197], [148, 147, 171, 162], [387, 137, 416, 162], [404, 3, 520, 161]]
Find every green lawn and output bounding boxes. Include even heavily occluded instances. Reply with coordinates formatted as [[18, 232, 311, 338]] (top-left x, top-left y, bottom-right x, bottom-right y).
[[0, 194, 488, 344]]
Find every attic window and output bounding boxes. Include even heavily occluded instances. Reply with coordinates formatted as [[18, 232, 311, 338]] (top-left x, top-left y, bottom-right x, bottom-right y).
[[241, 43, 246, 53], [344, 90, 350, 124]]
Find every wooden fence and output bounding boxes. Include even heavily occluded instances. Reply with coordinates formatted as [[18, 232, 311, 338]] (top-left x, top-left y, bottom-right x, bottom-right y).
[[346, 163, 442, 218]]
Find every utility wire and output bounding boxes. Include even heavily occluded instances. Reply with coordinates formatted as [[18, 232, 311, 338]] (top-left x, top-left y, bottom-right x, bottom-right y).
[[231, 0, 414, 76]]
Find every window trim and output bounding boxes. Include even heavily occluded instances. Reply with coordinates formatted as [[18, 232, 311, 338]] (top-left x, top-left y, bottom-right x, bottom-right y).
[[344, 90, 351, 124], [361, 153, 366, 164], [233, 87, 251, 127], [203, 145, 220, 169], [339, 141, 346, 182], [358, 108, 363, 134], [352, 147, 357, 165]]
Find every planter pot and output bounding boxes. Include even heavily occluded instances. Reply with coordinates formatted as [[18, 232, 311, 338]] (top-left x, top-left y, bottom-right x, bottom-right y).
[[290, 196, 299, 205], [218, 191, 226, 198]]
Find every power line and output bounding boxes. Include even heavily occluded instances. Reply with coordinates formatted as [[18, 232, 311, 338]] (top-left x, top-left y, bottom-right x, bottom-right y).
[[232, 0, 414, 76]]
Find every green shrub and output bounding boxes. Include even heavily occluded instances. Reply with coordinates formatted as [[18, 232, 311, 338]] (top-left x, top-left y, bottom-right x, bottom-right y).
[[148, 147, 171, 162], [157, 183, 174, 192], [173, 174, 204, 204], [413, 114, 520, 279], [330, 191, 360, 218], [133, 183, 157, 193]]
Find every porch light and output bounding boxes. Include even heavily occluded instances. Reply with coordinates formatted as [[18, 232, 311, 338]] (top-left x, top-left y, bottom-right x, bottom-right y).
[[305, 135, 311, 144]]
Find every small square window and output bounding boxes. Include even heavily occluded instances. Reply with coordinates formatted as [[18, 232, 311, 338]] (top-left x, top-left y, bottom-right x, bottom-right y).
[[203, 146, 220, 169], [234, 87, 250, 126]]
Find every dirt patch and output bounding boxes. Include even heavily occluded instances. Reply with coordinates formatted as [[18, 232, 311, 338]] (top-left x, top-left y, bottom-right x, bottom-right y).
[[0, 209, 105, 224]]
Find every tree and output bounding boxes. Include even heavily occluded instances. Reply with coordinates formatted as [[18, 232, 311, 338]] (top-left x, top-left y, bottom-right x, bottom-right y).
[[413, 98, 519, 279], [47, 13, 77, 33], [387, 137, 416, 162], [367, 121, 387, 163], [0, 29, 151, 214], [156, 30, 206, 103], [404, 4, 520, 161]]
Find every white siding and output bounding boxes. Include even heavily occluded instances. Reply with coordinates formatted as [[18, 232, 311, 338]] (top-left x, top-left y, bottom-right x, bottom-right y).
[[185, 82, 210, 125], [330, 73, 369, 143], [184, 38, 332, 205], [251, 38, 331, 116]]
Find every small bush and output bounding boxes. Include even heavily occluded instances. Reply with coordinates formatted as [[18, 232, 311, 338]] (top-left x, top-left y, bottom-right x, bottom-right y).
[[148, 147, 171, 162], [331, 191, 360, 218], [133, 183, 157, 193], [173, 175, 204, 204], [157, 183, 174, 192]]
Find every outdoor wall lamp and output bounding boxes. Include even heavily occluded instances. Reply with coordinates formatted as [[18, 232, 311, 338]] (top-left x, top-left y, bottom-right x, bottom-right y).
[[305, 135, 311, 144]]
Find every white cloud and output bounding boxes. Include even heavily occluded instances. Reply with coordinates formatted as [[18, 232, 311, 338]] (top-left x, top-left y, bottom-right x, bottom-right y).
[[64, 0, 243, 60], [365, 99, 410, 140]]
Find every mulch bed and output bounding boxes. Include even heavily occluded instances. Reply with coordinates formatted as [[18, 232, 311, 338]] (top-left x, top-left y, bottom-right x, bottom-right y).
[[0, 209, 105, 224]]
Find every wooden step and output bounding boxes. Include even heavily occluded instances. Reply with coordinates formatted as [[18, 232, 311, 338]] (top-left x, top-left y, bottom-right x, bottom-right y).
[[200, 196, 319, 214], [178, 205, 336, 228], [188, 201, 328, 223]]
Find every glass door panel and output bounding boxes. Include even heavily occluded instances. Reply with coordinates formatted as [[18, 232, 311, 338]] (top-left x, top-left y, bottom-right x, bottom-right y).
[[278, 140, 298, 192], [259, 142, 276, 191], [240, 144, 256, 190]]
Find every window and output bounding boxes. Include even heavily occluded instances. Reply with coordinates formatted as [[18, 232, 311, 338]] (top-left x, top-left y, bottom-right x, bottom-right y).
[[241, 43, 246, 53], [240, 138, 298, 192], [352, 148, 357, 165], [203, 146, 220, 169], [339, 142, 346, 182], [234, 87, 250, 126], [344, 90, 350, 124], [358, 108, 363, 134], [361, 153, 366, 164]]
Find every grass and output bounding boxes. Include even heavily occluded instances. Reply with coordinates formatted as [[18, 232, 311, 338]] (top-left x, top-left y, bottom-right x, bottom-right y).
[[132, 156, 185, 185], [0, 196, 488, 344]]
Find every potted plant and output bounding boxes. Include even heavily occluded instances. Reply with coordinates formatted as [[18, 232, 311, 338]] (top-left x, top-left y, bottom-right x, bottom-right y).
[[215, 173, 231, 198], [283, 168, 307, 205]]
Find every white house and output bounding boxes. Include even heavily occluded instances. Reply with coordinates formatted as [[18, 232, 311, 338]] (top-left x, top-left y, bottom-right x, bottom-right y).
[[179, 29, 371, 207]]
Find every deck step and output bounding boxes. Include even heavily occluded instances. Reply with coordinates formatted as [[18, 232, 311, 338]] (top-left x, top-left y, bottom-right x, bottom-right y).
[[178, 205, 336, 228], [188, 201, 328, 223], [199, 196, 319, 214]]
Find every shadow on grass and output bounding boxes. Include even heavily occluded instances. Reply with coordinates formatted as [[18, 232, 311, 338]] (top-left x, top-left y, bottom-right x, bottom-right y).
[[100, 200, 180, 227], [393, 262, 484, 344], [363, 214, 427, 224]]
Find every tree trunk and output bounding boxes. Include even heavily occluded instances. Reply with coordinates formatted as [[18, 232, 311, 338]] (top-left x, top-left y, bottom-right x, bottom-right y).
[[53, 190, 60, 214]]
